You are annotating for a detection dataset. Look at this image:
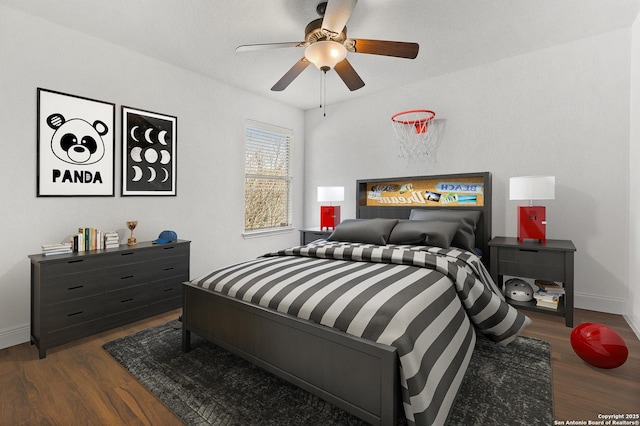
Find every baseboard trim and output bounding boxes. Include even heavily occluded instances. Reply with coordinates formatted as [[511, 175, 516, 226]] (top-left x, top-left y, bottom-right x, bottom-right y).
[[575, 292, 627, 315], [623, 314, 640, 340], [0, 323, 30, 350]]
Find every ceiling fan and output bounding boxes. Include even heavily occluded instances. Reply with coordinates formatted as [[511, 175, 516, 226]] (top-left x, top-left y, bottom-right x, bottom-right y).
[[236, 0, 420, 92]]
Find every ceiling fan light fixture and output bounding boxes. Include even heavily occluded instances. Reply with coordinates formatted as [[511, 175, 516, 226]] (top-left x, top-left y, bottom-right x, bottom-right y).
[[305, 40, 347, 70]]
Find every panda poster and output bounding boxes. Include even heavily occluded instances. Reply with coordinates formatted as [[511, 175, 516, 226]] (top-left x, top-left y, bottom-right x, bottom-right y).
[[121, 106, 177, 196], [37, 88, 115, 196]]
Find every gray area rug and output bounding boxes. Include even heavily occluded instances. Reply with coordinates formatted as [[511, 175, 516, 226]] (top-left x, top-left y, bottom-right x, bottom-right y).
[[103, 321, 553, 425]]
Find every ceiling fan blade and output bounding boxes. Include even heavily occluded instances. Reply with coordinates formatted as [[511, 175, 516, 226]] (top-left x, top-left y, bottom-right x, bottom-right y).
[[350, 39, 419, 59], [271, 57, 311, 91], [322, 0, 357, 36], [236, 42, 305, 52], [334, 58, 365, 91]]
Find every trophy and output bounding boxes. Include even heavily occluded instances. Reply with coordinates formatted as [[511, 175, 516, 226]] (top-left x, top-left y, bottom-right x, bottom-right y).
[[126, 221, 138, 246]]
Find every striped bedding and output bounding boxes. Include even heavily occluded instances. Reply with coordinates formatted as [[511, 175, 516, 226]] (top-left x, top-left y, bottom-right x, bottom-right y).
[[190, 239, 531, 426]]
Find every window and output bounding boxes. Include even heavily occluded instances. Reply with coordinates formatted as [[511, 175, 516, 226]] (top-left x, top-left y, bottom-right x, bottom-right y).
[[244, 120, 293, 234]]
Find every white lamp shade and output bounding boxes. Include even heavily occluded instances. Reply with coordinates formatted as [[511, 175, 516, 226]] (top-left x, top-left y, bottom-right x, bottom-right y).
[[317, 186, 345, 203], [305, 41, 348, 70], [509, 176, 555, 201]]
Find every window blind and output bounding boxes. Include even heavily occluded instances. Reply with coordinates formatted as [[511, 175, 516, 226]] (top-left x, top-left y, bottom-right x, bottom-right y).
[[244, 120, 293, 232]]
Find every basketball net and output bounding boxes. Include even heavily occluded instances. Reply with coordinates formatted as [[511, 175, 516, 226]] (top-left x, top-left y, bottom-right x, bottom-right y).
[[391, 110, 437, 159]]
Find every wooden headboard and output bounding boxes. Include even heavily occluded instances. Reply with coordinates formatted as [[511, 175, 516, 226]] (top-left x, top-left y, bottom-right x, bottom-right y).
[[356, 172, 492, 263]]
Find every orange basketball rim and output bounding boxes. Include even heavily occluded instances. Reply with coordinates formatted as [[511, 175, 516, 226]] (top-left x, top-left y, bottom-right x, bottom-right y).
[[391, 110, 436, 134]]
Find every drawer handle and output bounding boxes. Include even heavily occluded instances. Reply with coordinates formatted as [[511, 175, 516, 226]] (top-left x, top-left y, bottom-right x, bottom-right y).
[[120, 252, 134, 256], [121, 298, 134, 303], [163, 246, 175, 250], [163, 267, 175, 271], [67, 259, 84, 264], [163, 288, 174, 292], [67, 311, 83, 317], [67, 285, 84, 290], [518, 249, 539, 253], [120, 275, 134, 280]]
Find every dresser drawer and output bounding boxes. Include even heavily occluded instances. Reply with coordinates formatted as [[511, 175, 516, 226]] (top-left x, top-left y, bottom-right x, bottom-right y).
[[106, 248, 152, 265], [148, 295, 182, 315], [42, 256, 105, 277], [148, 277, 182, 303], [497, 247, 567, 281], [44, 319, 105, 349], [43, 273, 104, 305], [103, 261, 150, 291], [104, 285, 150, 312], [42, 295, 104, 331], [497, 247, 563, 265], [151, 243, 189, 259], [149, 255, 189, 277], [302, 230, 332, 245]]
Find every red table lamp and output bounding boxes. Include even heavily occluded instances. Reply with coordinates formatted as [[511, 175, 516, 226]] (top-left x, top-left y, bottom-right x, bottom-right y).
[[317, 186, 344, 231], [509, 176, 555, 243]]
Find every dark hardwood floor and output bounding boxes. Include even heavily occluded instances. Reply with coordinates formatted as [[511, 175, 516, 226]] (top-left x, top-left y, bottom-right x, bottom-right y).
[[0, 310, 183, 426], [521, 309, 640, 423], [0, 308, 638, 425]]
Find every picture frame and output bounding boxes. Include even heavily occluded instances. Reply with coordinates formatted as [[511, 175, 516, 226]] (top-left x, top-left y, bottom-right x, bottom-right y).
[[121, 106, 177, 196], [37, 88, 115, 197]]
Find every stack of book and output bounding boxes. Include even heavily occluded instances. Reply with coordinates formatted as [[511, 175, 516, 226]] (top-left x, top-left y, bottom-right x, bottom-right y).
[[72, 228, 121, 252], [533, 279, 565, 310], [104, 231, 120, 249], [41, 243, 73, 256], [76, 227, 101, 252]]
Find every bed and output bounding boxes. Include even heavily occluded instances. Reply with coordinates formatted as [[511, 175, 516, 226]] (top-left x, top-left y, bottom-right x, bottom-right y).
[[182, 172, 531, 426]]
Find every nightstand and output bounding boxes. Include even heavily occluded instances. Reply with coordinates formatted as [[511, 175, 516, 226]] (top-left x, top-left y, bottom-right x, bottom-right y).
[[299, 228, 333, 245], [488, 236, 576, 327]]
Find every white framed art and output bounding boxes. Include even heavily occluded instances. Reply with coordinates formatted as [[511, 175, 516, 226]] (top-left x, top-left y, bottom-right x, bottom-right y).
[[37, 88, 115, 197]]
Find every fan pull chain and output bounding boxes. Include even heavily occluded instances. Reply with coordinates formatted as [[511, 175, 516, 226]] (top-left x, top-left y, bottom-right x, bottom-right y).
[[319, 70, 323, 109], [323, 70, 327, 117], [320, 69, 328, 117]]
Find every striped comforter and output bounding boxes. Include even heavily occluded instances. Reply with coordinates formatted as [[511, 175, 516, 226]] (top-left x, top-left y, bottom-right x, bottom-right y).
[[190, 240, 530, 426]]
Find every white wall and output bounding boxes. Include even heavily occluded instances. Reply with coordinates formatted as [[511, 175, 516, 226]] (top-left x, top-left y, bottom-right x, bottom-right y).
[[0, 6, 304, 349], [628, 13, 640, 336], [304, 29, 632, 318]]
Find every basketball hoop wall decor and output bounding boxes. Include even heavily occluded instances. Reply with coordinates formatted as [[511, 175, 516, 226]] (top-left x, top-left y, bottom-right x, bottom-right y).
[[391, 109, 438, 159]]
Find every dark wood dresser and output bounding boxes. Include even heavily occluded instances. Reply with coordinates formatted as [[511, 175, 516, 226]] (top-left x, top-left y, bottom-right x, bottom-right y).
[[29, 240, 190, 358]]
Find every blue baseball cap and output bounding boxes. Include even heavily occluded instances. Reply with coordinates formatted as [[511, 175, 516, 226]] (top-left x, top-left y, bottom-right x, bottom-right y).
[[153, 230, 177, 244]]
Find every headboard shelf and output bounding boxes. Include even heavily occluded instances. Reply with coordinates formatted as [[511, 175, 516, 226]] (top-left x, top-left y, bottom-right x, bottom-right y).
[[356, 172, 492, 263]]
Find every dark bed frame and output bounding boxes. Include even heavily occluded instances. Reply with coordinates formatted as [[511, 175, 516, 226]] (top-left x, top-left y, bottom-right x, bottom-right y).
[[182, 172, 491, 426]]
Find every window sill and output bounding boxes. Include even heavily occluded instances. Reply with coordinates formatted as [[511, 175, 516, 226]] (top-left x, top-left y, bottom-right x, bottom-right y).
[[242, 227, 294, 239]]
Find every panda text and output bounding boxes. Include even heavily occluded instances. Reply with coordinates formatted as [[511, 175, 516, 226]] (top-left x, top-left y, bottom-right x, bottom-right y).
[[53, 169, 103, 184]]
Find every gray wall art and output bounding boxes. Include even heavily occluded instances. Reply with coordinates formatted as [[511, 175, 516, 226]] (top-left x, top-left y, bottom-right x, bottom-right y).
[[121, 106, 177, 196]]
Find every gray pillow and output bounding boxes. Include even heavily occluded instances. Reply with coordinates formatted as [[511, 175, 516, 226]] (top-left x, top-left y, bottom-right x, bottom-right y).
[[328, 218, 399, 245], [408, 209, 481, 252], [388, 220, 460, 248]]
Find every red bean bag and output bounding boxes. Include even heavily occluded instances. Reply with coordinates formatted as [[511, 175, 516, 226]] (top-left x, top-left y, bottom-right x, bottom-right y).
[[570, 322, 628, 369]]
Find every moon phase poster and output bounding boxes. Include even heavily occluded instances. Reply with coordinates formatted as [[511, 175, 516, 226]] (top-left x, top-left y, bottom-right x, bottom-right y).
[[121, 106, 177, 196]]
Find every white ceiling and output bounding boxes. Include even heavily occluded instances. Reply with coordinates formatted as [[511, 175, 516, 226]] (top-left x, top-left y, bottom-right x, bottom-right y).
[[2, 0, 639, 110]]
